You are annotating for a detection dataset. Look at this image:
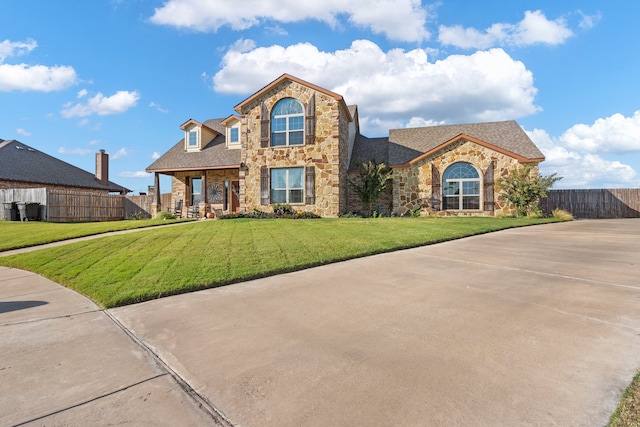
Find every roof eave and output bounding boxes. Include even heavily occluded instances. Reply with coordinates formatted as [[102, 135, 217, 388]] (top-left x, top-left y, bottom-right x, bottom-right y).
[[233, 73, 353, 122], [390, 133, 545, 168]]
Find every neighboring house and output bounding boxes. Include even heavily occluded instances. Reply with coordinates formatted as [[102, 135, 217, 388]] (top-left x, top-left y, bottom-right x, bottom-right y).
[[147, 74, 544, 217], [0, 139, 130, 194]]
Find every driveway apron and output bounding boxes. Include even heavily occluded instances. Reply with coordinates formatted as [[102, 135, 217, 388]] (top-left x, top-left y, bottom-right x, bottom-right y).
[[110, 219, 640, 426]]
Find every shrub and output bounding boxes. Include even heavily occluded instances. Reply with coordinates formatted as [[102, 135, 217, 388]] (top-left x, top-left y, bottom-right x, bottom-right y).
[[155, 211, 176, 220], [339, 211, 362, 218], [497, 165, 562, 217], [218, 209, 320, 220], [129, 211, 145, 220], [349, 159, 392, 217], [552, 208, 574, 221], [272, 203, 295, 216]]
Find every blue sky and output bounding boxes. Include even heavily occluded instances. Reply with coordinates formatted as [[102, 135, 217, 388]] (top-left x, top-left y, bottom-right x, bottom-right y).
[[1, 0, 639, 194]]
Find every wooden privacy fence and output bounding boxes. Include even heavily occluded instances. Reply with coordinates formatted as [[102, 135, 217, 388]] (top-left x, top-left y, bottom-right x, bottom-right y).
[[540, 189, 640, 219], [124, 193, 172, 219], [47, 190, 124, 222], [1, 188, 175, 222]]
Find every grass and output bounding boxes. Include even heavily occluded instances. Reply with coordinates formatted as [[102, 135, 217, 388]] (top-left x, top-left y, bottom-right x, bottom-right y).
[[0, 218, 192, 251], [0, 216, 558, 308], [608, 370, 640, 427]]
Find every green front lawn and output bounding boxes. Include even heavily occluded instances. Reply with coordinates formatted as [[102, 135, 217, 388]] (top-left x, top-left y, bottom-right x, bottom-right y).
[[0, 216, 557, 308], [0, 218, 192, 251]]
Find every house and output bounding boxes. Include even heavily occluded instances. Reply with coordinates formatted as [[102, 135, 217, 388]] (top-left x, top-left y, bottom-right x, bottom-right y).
[[147, 74, 544, 218], [0, 140, 130, 194]]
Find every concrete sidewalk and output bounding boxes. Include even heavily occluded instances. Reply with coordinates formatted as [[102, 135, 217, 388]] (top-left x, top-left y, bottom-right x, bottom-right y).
[[2, 219, 640, 426], [0, 267, 220, 426]]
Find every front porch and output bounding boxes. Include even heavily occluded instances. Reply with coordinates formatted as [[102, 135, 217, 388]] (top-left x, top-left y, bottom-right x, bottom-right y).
[[151, 168, 241, 219]]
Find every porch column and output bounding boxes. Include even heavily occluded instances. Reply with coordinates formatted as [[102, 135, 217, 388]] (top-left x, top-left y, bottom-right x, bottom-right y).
[[152, 172, 161, 215]]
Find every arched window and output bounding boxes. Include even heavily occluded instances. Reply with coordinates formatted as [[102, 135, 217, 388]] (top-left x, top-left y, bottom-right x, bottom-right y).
[[442, 162, 480, 210], [271, 98, 304, 146]]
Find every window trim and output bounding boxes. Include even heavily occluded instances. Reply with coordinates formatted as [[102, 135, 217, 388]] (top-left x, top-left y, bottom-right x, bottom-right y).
[[271, 98, 304, 147], [442, 162, 481, 211], [227, 124, 240, 146], [187, 130, 198, 147], [191, 177, 202, 206], [270, 167, 304, 204]]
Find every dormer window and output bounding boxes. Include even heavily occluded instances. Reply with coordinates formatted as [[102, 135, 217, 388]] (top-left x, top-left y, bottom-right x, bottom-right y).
[[188, 130, 198, 147], [222, 115, 242, 149], [227, 124, 240, 148]]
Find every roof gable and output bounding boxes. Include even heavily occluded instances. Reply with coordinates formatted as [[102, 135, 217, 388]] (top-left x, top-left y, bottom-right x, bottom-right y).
[[146, 118, 241, 172], [388, 120, 544, 166], [233, 73, 353, 122]]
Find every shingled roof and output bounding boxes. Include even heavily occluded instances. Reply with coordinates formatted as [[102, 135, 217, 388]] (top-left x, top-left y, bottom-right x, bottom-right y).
[[0, 139, 130, 193], [349, 120, 544, 169], [146, 119, 241, 172]]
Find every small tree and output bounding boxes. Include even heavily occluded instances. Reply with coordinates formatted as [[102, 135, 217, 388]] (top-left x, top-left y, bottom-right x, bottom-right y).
[[349, 159, 393, 217], [498, 164, 562, 217]]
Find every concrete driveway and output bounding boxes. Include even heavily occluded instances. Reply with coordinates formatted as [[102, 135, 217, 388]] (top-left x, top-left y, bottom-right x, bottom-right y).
[[2, 219, 640, 426]]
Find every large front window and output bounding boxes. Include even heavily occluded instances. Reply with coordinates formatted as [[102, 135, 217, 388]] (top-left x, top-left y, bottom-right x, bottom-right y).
[[442, 163, 480, 210], [271, 98, 304, 146], [271, 168, 304, 204]]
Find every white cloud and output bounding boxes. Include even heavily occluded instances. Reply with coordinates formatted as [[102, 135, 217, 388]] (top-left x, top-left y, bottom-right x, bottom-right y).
[[88, 139, 100, 145], [438, 10, 573, 49], [58, 147, 92, 155], [77, 88, 88, 98], [119, 171, 152, 178], [527, 112, 640, 189], [16, 128, 32, 137], [0, 39, 78, 92], [150, 0, 430, 42], [559, 111, 640, 154], [149, 101, 168, 113], [151, 151, 161, 159], [0, 63, 78, 92], [111, 147, 130, 160], [0, 38, 37, 62], [578, 11, 602, 30], [214, 40, 539, 133], [61, 90, 140, 118]]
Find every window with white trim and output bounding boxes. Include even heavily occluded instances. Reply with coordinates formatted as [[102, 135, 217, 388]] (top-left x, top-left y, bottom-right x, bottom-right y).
[[271, 98, 304, 146], [191, 177, 202, 206], [188, 130, 198, 147], [227, 124, 240, 146], [442, 162, 480, 210], [271, 168, 304, 204]]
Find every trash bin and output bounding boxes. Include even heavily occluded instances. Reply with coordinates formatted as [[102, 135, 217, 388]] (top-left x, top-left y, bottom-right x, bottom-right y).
[[3, 202, 18, 221], [26, 203, 40, 221], [16, 202, 26, 221]]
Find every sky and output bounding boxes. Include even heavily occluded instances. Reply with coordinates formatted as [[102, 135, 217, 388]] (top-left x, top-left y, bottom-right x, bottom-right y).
[[1, 0, 639, 194]]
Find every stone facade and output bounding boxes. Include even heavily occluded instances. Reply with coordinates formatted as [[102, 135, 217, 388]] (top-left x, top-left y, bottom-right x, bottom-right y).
[[170, 169, 240, 217], [392, 139, 540, 216], [238, 79, 350, 217], [150, 75, 544, 219]]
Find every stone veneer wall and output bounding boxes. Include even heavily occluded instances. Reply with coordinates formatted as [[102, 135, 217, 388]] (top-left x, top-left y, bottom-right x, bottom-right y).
[[171, 169, 239, 217], [392, 139, 539, 216], [238, 80, 349, 217]]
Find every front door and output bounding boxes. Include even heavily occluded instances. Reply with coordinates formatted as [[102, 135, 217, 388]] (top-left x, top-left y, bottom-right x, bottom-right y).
[[231, 181, 240, 213]]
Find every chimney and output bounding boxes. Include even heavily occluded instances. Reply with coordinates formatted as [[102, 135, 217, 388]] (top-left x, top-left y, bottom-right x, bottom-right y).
[[96, 149, 109, 185]]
